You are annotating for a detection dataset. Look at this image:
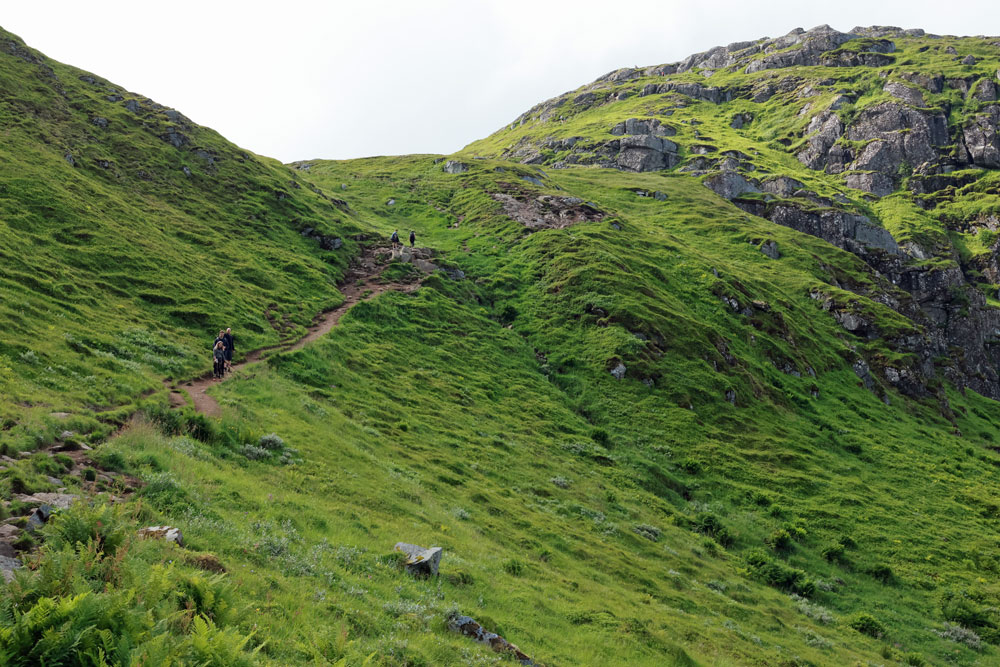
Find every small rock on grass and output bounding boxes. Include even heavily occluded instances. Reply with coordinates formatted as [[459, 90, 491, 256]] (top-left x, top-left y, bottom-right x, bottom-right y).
[[138, 526, 184, 546]]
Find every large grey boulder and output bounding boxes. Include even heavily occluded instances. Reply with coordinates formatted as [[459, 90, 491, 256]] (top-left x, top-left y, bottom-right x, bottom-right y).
[[394, 542, 442, 577]]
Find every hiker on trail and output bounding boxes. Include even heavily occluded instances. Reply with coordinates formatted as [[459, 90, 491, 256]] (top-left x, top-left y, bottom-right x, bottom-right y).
[[223, 327, 235, 372], [390, 229, 400, 249], [212, 341, 226, 379], [409, 230, 416, 248]]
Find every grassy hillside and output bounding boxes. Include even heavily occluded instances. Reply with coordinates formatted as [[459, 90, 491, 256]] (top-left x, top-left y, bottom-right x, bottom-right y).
[[0, 26, 359, 451], [3, 24, 1000, 667]]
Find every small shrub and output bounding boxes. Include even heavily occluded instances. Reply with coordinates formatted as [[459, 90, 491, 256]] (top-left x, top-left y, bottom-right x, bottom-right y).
[[590, 429, 610, 447], [850, 613, 886, 638], [240, 444, 271, 461], [633, 524, 660, 542], [82, 467, 97, 482], [258, 433, 284, 451], [550, 476, 571, 489], [502, 558, 524, 576], [934, 622, 982, 650], [445, 570, 474, 587], [693, 512, 733, 547], [745, 549, 814, 596], [902, 652, 925, 666], [821, 543, 848, 564], [766, 528, 793, 552], [679, 458, 703, 474], [864, 563, 894, 584]]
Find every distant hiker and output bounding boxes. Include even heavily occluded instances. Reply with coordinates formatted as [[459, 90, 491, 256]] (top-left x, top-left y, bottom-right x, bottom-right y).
[[409, 230, 416, 248], [212, 341, 226, 379], [223, 327, 235, 371], [390, 229, 400, 249]]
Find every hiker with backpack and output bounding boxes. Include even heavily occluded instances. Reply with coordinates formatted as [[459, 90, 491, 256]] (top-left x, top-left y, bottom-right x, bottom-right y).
[[390, 229, 400, 249], [223, 327, 235, 372], [409, 230, 416, 248], [212, 340, 226, 379]]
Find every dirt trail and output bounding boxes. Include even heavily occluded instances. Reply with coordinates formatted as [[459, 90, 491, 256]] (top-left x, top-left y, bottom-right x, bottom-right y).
[[170, 247, 418, 417]]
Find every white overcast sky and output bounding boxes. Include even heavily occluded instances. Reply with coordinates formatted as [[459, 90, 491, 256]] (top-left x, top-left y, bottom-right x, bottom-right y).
[[3, 1, 996, 162]]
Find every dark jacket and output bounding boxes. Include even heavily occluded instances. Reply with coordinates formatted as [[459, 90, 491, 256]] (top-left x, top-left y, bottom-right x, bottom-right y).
[[409, 232, 416, 244], [390, 231, 399, 242], [213, 336, 225, 351], [213, 347, 226, 361], [223, 333, 234, 351]]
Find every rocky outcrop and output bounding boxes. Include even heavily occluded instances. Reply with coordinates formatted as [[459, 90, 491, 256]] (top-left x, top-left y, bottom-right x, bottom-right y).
[[963, 105, 1000, 167], [492, 183, 605, 230]]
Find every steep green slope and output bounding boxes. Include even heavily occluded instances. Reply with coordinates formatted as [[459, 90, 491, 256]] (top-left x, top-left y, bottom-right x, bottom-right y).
[[3, 24, 1000, 667], [0, 27, 358, 450]]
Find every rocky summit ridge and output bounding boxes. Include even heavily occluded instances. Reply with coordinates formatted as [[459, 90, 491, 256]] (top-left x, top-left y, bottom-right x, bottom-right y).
[[466, 25, 1000, 407]]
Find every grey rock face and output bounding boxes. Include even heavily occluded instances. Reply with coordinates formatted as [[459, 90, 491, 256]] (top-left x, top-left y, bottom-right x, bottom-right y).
[[963, 105, 1000, 167], [124, 99, 141, 113], [704, 171, 760, 199], [797, 112, 844, 170], [443, 160, 469, 174], [845, 172, 896, 197], [161, 129, 187, 148], [610, 362, 626, 380], [760, 176, 805, 198], [91, 116, 109, 129], [760, 240, 780, 259], [884, 81, 926, 106]]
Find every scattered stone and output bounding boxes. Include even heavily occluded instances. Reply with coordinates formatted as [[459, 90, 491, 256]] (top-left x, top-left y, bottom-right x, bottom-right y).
[[760, 240, 780, 259], [0, 525, 19, 539], [59, 430, 74, 440], [25, 505, 52, 532], [138, 525, 184, 546], [386, 198, 396, 206], [64, 153, 75, 167], [182, 166, 192, 177], [610, 362, 627, 380], [962, 54, 977, 66], [447, 613, 535, 665], [91, 116, 109, 129], [0, 556, 22, 583], [653, 191, 668, 201], [394, 542, 443, 577], [443, 160, 469, 174]]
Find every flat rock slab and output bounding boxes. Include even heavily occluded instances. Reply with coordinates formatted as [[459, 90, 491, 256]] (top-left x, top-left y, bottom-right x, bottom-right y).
[[15, 493, 77, 509]]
